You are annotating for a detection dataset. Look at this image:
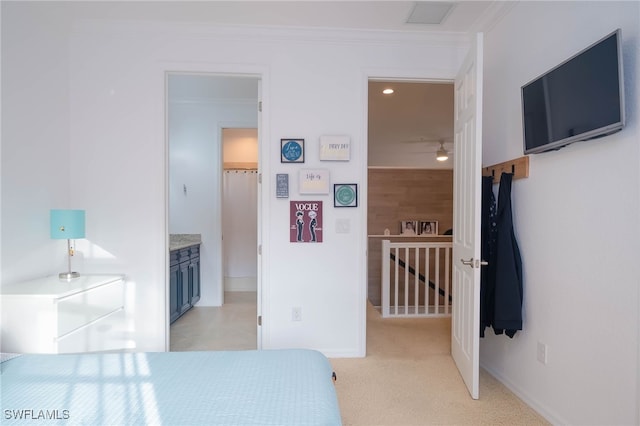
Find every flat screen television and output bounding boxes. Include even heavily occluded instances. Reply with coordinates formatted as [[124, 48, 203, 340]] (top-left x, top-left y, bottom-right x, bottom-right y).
[[522, 29, 625, 154]]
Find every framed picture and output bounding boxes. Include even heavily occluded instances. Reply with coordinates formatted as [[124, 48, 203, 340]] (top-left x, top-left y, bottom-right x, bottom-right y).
[[319, 135, 350, 161], [290, 200, 323, 243], [276, 173, 289, 198], [419, 220, 438, 235], [281, 139, 305, 163], [334, 184, 358, 207], [400, 220, 418, 236], [299, 169, 330, 194]]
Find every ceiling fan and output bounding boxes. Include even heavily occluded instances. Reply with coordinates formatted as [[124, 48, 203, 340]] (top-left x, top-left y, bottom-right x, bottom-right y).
[[397, 137, 453, 161]]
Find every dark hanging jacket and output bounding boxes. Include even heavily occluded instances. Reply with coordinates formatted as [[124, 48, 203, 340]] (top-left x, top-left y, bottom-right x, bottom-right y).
[[480, 175, 497, 337], [492, 172, 523, 338]]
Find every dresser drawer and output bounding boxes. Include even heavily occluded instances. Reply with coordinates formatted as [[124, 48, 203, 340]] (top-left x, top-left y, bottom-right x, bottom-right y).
[[57, 308, 125, 353], [57, 279, 124, 337]]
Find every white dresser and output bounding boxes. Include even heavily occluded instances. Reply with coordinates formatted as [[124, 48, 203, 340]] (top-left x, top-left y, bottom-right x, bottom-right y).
[[1, 274, 125, 354]]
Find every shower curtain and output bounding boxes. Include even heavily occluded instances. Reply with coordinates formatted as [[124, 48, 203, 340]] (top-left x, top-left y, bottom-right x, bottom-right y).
[[222, 170, 258, 288]]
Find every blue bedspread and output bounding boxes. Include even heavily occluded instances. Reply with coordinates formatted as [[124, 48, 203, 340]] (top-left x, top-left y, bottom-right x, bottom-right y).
[[0, 349, 342, 425]]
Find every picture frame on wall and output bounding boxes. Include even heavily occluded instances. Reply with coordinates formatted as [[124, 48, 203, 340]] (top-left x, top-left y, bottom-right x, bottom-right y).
[[333, 184, 358, 207], [281, 138, 305, 163], [299, 169, 330, 194], [419, 220, 438, 235], [319, 135, 350, 161]]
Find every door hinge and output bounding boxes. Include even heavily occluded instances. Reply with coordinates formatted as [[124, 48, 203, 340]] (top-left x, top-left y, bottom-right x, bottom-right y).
[[258, 101, 262, 112], [258, 244, 262, 255], [258, 173, 262, 184], [258, 315, 262, 326]]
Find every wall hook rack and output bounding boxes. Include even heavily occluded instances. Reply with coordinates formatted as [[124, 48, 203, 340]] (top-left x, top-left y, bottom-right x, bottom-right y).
[[482, 156, 529, 184]]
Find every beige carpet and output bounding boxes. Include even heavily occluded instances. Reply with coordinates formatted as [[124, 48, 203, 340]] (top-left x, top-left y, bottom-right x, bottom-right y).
[[330, 303, 549, 425], [172, 295, 548, 425]]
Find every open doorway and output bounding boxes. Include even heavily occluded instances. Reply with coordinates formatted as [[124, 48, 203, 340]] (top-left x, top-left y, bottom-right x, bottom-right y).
[[366, 79, 455, 309], [167, 73, 260, 351]]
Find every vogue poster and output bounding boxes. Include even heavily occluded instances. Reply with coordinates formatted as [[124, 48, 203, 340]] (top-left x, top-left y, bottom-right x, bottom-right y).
[[290, 201, 323, 243]]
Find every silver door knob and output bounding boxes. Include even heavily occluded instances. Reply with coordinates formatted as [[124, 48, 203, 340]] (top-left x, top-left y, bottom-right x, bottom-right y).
[[460, 258, 489, 268], [461, 258, 474, 267]]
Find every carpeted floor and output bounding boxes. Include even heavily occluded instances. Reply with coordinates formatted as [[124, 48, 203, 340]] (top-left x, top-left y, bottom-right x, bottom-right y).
[[171, 294, 549, 425], [330, 303, 549, 425]]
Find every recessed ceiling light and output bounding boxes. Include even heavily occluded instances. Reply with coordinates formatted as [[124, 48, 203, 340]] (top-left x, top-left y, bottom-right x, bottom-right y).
[[382, 88, 394, 95]]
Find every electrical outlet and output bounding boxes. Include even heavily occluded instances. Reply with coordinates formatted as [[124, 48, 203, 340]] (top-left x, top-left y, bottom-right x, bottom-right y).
[[292, 307, 302, 322], [537, 341, 548, 365]]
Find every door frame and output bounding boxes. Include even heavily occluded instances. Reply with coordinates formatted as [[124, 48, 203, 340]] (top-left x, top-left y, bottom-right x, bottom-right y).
[[164, 66, 268, 352], [362, 44, 480, 388]]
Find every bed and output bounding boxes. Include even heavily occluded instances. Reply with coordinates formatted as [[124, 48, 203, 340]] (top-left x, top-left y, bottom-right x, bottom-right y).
[[0, 349, 342, 425]]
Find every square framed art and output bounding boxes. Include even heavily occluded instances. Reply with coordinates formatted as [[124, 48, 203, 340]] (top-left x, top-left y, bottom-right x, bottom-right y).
[[334, 184, 358, 207], [281, 139, 305, 163]]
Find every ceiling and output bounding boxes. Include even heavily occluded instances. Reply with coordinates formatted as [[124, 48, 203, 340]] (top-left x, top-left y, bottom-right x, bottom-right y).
[[66, 1, 497, 33]]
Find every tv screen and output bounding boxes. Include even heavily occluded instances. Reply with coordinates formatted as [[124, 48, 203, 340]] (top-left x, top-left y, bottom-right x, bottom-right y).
[[522, 29, 625, 154]]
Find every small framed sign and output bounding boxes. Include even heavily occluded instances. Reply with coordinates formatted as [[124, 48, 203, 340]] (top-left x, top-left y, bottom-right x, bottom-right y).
[[319, 135, 350, 161], [281, 139, 305, 163], [299, 169, 330, 194], [276, 174, 289, 198], [334, 184, 358, 207]]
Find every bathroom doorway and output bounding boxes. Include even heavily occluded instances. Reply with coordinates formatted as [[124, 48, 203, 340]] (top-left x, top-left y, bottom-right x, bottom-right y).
[[167, 73, 260, 351]]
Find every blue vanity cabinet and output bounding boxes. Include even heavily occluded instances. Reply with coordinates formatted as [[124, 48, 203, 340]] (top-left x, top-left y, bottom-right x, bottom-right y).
[[169, 250, 181, 324], [189, 245, 201, 306], [169, 244, 201, 324]]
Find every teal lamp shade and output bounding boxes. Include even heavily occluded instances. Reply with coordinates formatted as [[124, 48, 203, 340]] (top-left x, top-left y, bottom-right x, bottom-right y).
[[50, 209, 85, 239]]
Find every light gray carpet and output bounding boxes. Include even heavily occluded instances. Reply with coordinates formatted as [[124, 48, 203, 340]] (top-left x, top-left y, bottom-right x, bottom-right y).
[[330, 303, 549, 425], [171, 294, 549, 425]]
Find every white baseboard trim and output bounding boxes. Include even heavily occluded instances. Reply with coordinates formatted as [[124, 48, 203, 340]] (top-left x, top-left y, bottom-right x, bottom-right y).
[[224, 276, 257, 292], [480, 362, 566, 425]]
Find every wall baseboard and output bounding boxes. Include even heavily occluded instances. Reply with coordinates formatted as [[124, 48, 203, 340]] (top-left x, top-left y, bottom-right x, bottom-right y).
[[224, 276, 257, 292], [480, 362, 565, 425]]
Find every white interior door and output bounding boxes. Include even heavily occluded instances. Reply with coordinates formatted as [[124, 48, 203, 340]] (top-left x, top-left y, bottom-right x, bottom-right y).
[[256, 79, 263, 350], [451, 33, 483, 400]]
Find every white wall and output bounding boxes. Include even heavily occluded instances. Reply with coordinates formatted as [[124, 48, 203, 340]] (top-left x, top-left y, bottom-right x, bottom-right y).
[[2, 3, 467, 356], [0, 4, 74, 285], [168, 76, 258, 306], [481, 2, 640, 425], [223, 128, 258, 164]]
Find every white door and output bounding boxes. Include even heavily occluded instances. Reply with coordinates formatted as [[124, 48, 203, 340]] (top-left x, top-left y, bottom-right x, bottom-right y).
[[451, 33, 483, 400], [256, 79, 263, 350]]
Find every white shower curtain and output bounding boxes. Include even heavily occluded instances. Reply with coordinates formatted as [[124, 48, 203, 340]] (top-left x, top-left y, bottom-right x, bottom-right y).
[[222, 170, 258, 280]]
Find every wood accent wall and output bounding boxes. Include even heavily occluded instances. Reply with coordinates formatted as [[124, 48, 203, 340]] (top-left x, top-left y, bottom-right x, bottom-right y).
[[367, 168, 453, 305], [368, 168, 453, 235]]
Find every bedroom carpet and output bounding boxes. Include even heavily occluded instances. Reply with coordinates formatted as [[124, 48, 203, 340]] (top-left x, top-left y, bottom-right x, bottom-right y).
[[330, 303, 549, 425], [171, 294, 549, 425]]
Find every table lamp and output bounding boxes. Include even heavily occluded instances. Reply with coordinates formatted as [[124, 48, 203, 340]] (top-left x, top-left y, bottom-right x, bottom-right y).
[[50, 209, 85, 280]]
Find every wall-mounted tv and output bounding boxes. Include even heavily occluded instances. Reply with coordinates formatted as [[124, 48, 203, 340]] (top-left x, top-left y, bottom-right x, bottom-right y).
[[522, 29, 625, 154]]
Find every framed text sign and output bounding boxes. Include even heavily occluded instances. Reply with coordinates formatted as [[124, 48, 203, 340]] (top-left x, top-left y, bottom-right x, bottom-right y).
[[299, 169, 330, 194], [276, 174, 289, 198], [281, 139, 305, 163], [319, 135, 350, 161]]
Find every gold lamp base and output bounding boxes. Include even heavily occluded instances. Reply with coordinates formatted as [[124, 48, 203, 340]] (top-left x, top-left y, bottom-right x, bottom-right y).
[[59, 271, 80, 281]]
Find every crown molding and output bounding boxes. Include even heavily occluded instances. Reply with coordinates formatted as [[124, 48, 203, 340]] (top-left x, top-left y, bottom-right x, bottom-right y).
[[71, 19, 470, 48]]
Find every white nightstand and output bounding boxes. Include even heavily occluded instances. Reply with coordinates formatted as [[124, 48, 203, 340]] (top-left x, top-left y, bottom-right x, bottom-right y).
[[1, 274, 126, 354]]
